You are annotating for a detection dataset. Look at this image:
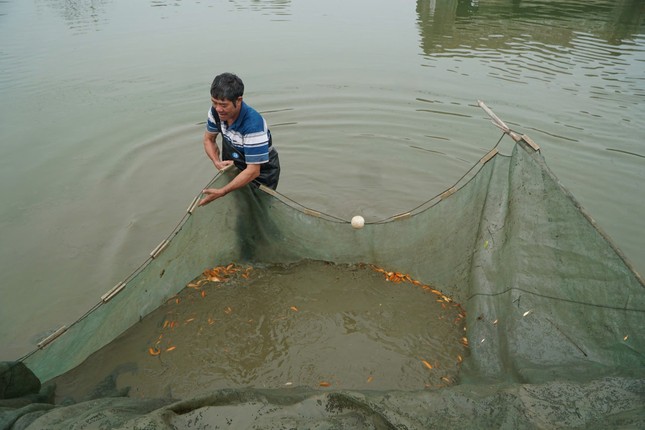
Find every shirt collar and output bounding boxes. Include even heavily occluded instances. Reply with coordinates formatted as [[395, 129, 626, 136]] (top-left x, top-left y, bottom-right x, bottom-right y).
[[228, 101, 247, 130]]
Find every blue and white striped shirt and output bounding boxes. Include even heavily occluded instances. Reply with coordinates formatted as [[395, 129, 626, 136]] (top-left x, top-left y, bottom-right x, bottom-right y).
[[206, 101, 270, 165]]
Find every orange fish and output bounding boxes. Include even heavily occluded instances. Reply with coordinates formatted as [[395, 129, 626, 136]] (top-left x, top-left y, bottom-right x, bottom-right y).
[[421, 360, 433, 370]]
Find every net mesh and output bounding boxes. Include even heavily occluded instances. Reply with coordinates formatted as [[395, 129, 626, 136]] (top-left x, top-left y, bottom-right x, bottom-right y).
[[3, 118, 644, 429]]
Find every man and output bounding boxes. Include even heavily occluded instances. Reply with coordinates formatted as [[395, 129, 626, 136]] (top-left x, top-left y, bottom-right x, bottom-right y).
[[199, 73, 280, 206]]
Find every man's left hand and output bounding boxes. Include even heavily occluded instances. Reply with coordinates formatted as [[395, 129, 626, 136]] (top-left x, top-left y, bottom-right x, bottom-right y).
[[198, 188, 226, 206]]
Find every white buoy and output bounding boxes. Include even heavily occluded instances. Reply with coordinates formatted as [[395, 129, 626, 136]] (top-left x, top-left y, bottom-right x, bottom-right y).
[[351, 215, 365, 229]]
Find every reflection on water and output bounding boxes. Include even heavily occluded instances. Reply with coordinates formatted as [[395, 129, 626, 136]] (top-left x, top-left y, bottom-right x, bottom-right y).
[[417, 0, 645, 54], [229, 0, 291, 16], [39, 0, 292, 32], [49, 261, 467, 399], [416, 0, 645, 120], [39, 0, 112, 33]]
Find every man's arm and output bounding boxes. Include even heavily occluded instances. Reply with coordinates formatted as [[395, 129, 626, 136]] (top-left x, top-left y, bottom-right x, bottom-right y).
[[203, 131, 233, 170], [198, 163, 261, 206]]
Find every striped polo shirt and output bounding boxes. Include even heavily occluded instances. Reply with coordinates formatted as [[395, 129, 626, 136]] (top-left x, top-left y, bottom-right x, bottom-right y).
[[206, 101, 270, 165]]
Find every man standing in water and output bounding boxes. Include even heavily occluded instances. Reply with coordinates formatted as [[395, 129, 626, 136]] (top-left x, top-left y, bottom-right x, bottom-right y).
[[199, 73, 280, 206]]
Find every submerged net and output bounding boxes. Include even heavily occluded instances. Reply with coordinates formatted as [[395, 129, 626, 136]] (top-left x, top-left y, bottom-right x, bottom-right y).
[[2, 106, 644, 429], [48, 261, 468, 400]]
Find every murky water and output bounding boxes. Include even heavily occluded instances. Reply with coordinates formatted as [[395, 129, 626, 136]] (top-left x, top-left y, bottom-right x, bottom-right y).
[[0, 0, 643, 363], [50, 261, 466, 400]]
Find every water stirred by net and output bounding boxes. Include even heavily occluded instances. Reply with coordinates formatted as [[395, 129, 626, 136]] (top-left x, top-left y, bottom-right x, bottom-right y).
[[51, 260, 467, 401]]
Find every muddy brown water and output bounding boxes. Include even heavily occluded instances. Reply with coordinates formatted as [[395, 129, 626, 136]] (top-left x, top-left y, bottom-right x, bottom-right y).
[[49, 260, 467, 401]]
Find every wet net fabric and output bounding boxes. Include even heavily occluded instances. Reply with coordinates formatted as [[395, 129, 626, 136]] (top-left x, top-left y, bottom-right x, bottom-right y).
[[2, 136, 644, 429]]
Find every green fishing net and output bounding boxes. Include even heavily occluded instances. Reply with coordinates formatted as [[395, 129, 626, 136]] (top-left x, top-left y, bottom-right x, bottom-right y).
[[2, 122, 643, 429]]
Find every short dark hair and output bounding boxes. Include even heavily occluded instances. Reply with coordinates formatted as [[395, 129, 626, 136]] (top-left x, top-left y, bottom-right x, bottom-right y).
[[210, 73, 244, 101]]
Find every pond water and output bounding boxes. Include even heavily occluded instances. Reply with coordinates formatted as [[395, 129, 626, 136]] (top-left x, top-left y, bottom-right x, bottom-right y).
[[0, 0, 643, 361], [49, 261, 467, 399]]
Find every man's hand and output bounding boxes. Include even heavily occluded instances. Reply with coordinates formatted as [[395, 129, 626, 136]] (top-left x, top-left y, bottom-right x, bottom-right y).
[[214, 159, 234, 171], [198, 164, 260, 206], [198, 188, 227, 206], [204, 131, 233, 170]]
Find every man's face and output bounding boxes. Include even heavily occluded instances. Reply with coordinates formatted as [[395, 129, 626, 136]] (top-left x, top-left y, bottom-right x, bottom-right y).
[[212, 96, 242, 124]]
